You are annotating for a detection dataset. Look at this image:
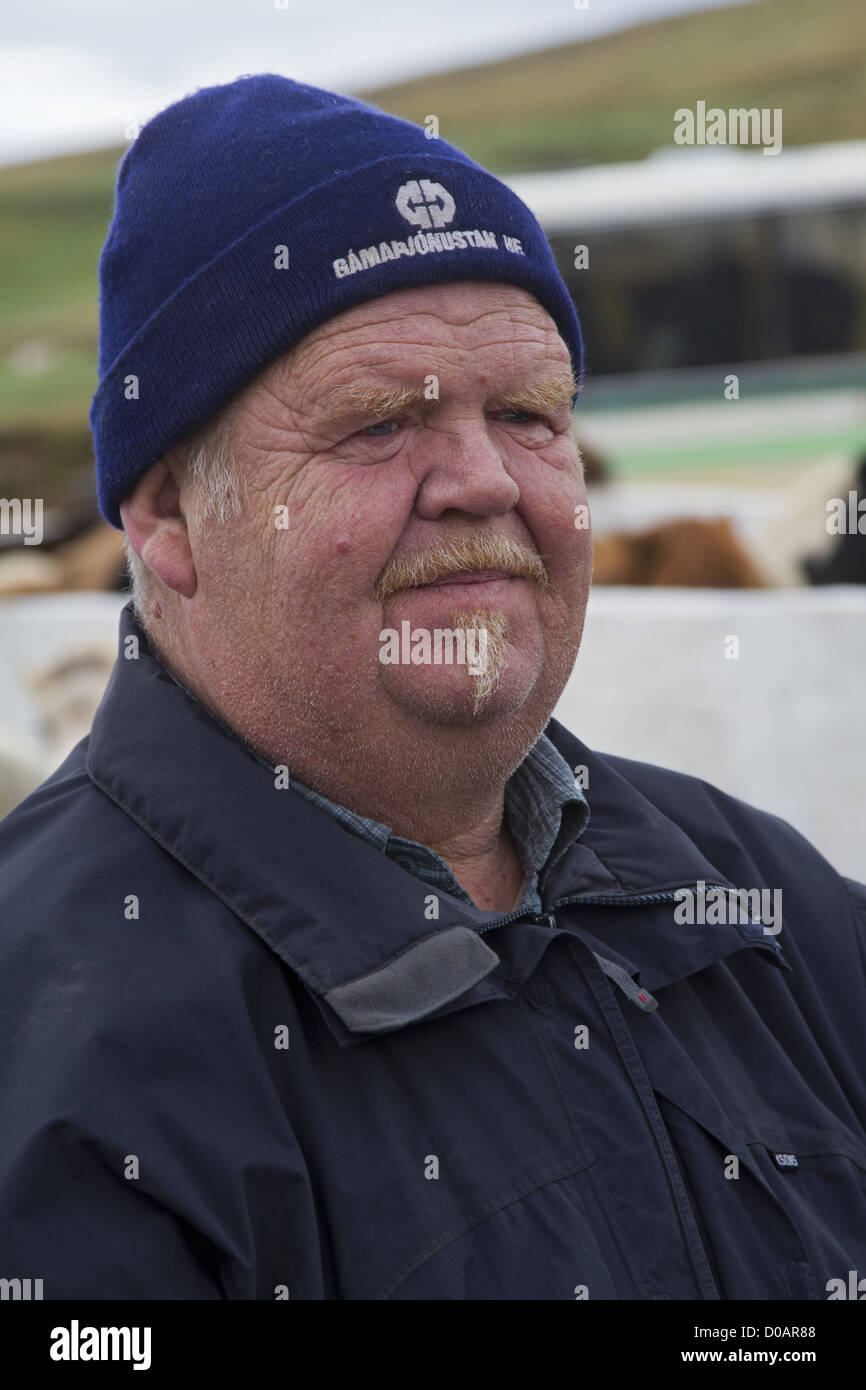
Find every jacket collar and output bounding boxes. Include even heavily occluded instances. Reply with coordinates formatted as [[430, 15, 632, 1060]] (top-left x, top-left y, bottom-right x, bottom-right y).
[[87, 604, 787, 1046]]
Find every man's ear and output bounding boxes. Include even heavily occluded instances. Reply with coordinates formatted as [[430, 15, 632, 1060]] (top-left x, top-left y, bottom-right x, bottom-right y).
[[120, 450, 197, 599]]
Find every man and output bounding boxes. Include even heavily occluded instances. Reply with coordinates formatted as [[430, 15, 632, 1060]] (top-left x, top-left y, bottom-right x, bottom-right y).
[[0, 74, 865, 1302]]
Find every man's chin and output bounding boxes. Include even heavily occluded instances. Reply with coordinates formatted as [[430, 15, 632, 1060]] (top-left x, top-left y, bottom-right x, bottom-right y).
[[375, 602, 545, 725], [378, 655, 536, 727]]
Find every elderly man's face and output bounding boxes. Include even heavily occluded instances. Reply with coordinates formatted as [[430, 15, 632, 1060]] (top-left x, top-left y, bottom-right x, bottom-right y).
[[181, 281, 591, 757]]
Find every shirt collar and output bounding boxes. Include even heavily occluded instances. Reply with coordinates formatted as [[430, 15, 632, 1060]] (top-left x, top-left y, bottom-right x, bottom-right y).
[[289, 732, 589, 909]]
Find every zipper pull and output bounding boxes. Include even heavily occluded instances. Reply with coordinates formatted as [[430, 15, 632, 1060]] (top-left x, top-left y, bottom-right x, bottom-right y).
[[535, 912, 557, 930], [592, 952, 659, 1014]]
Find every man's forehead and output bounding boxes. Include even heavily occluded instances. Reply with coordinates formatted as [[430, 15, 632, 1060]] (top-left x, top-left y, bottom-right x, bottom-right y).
[[264, 323, 576, 420]]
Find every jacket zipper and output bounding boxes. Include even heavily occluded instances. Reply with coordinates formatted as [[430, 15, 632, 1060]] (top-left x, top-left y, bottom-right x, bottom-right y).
[[475, 883, 731, 935], [539, 886, 729, 1296], [476, 883, 788, 1298], [554, 886, 731, 910], [476, 885, 731, 1013]]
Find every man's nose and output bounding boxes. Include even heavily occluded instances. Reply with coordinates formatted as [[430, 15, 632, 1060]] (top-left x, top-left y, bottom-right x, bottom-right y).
[[411, 423, 521, 519]]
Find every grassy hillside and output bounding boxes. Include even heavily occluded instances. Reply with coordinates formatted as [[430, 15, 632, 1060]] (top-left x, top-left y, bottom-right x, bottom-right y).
[[0, 0, 863, 504], [362, 0, 866, 171], [0, 148, 123, 442]]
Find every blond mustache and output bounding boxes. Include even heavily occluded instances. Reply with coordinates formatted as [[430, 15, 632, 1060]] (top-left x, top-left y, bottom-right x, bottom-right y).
[[374, 533, 548, 601]]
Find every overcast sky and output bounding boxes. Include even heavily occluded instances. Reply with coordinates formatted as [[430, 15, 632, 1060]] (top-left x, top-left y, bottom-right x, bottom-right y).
[[1, 0, 757, 167]]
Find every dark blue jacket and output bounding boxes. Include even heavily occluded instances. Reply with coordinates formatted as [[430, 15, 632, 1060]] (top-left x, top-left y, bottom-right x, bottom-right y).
[[1, 602, 865, 1300]]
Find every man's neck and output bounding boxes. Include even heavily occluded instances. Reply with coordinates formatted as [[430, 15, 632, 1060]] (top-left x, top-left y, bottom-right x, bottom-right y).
[[426, 814, 526, 913], [294, 731, 532, 912]]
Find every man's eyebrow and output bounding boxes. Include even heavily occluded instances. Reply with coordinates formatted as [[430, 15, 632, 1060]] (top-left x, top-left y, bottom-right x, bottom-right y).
[[323, 373, 580, 421], [487, 373, 581, 413], [329, 383, 429, 419]]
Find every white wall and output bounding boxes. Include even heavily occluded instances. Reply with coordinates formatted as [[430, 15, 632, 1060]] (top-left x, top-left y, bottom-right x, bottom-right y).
[[0, 593, 125, 816], [1, 589, 864, 882], [554, 586, 866, 881]]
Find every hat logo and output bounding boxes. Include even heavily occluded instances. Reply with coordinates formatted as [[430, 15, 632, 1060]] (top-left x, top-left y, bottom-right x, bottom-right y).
[[395, 179, 456, 230]]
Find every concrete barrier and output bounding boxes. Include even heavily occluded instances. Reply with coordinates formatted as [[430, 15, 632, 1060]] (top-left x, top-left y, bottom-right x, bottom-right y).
[[555, 586, 866, 881], [1, 588, 864, 881], [0, 594, 125, 815]]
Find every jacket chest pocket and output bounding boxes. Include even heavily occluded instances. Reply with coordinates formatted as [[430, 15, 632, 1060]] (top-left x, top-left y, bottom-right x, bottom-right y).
[[618, 962, 866, 1299], [654, 1089, 866, 1298], [743, 1132, 866, 1295]]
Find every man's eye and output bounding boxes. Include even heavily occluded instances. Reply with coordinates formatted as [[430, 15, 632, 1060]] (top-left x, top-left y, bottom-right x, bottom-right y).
[[497, 410, 540, 425], [360, 419, 400, 437]]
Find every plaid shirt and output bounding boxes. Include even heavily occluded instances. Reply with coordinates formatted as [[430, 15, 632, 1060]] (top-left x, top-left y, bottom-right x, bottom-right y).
[[291, 732, 590, 915]]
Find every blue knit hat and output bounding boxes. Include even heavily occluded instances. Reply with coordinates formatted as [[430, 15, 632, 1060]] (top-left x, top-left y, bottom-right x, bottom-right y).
[[91, 74, 583, 529]]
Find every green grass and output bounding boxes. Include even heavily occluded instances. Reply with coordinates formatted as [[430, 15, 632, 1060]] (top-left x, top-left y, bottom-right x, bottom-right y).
[[600, 423, 866, 479], [363, 0, 866, 172], [0, 351, 97, 429], [0, 147, 121, 336]]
